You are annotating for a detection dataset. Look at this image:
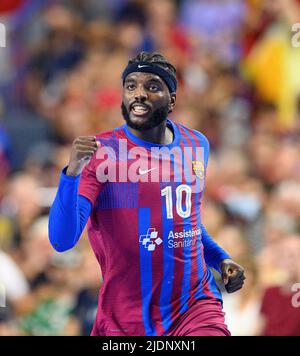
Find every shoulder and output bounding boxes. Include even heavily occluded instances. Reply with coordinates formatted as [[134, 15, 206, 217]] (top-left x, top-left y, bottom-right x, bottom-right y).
[[192, 129, 210, 152], [95, 125, 124, 141], [90, 126, 126, 166], [94, 126, 126, 150], [176, 121, 210, 152]]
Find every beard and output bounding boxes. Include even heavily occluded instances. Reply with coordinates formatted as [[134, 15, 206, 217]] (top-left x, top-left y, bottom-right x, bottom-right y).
[[121, 102, 169, 130]]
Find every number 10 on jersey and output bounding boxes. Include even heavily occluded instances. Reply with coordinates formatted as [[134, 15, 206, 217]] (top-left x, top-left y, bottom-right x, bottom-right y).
[[161, 185, 192, 219]]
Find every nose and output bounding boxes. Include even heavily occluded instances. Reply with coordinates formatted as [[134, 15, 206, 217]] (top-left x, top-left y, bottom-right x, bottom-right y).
[[134, 84, 147, 102]]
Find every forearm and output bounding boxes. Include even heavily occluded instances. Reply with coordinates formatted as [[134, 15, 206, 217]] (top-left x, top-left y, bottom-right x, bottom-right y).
[[201, 224, 231, 273], [48, 168, 91, 252]]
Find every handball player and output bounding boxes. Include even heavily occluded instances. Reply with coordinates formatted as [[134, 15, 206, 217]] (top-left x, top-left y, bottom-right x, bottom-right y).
[[48, 52, 245, 336]]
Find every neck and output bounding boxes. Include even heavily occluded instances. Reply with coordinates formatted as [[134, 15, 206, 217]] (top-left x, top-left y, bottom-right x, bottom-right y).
[[127, 120, 173, 145]]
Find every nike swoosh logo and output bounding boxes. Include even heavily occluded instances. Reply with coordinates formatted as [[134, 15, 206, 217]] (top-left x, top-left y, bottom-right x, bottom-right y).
[[138, 65, 149, 69], [138, 168, 156, 175]]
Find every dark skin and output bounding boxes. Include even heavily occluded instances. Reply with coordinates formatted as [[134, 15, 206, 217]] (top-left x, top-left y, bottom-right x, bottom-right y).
[[66, 70, 245, 293], [122, 72, 176, 144], [221, 259, 246, 293]]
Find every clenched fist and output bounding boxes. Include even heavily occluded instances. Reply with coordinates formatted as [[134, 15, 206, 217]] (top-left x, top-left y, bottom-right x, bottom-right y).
[[220, 259, 246, 293], [66, 136, 99, 177]]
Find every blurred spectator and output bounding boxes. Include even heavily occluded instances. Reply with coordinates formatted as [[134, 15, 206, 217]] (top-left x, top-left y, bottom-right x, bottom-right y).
[[243, 0, 300, 129], [0, 250, 29, 302], [73, 249, 102, 335], [0, 173, 42, 247], [180, 0, 246, 64], [260, 235, 300, 336], [214, 225, 252, 261]]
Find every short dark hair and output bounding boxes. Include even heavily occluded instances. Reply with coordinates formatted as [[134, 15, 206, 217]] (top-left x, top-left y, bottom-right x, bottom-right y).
[[128, 51, 177, 80]]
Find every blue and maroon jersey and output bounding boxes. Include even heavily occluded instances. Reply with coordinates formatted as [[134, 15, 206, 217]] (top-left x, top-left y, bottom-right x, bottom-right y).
[[78, 119, 224, 336]]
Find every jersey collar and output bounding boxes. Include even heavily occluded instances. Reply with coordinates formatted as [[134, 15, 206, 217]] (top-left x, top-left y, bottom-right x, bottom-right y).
[[123, 119, 180, 149]]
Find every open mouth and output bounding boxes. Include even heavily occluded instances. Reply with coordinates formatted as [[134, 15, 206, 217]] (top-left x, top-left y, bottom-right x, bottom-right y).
[[130, 104, 150, 116]]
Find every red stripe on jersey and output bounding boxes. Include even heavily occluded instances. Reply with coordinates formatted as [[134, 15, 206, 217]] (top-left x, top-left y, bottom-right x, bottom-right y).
[[152, 156, 167, 335], [178, 126, 201, 308], [89, 208, 146, 335], [185, 127, 217, 302]]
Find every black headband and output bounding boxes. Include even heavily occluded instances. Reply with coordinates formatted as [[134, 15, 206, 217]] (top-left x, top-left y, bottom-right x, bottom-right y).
[[122, 61, 177, 93]]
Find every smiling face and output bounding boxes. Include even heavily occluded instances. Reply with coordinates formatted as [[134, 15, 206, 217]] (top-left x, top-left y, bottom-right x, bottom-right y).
[[121, 71, 176, 130]]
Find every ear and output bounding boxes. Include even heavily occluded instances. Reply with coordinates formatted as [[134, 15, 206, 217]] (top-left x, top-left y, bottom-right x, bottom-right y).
[[168, 93, 176, 113]]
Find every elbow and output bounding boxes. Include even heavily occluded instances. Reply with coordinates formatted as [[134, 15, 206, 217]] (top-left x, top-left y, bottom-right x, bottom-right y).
[[48, 231, 75, 252], [50, 241, 73, 253], [48, 209, 78, 253], [48, 227, 75, 253]]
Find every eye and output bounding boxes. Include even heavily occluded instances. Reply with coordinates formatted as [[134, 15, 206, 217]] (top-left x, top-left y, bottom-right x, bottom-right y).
[[148, 84, 159, 92], [126, 83, 136, 91]]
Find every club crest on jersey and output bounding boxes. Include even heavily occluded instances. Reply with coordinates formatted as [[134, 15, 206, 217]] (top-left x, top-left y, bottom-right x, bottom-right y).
[[192, 161, 204, 179]]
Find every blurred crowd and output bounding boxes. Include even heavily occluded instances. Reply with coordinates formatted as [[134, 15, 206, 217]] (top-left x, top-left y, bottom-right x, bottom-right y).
[[1, 0, 300, 336]]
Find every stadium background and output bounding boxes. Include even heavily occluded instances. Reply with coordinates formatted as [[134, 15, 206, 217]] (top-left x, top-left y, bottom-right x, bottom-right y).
[[1, 0, 300, 336]]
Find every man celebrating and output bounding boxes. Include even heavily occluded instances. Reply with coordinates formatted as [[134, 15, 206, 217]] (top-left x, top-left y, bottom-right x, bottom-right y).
[[48, 52, 245, 336]]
